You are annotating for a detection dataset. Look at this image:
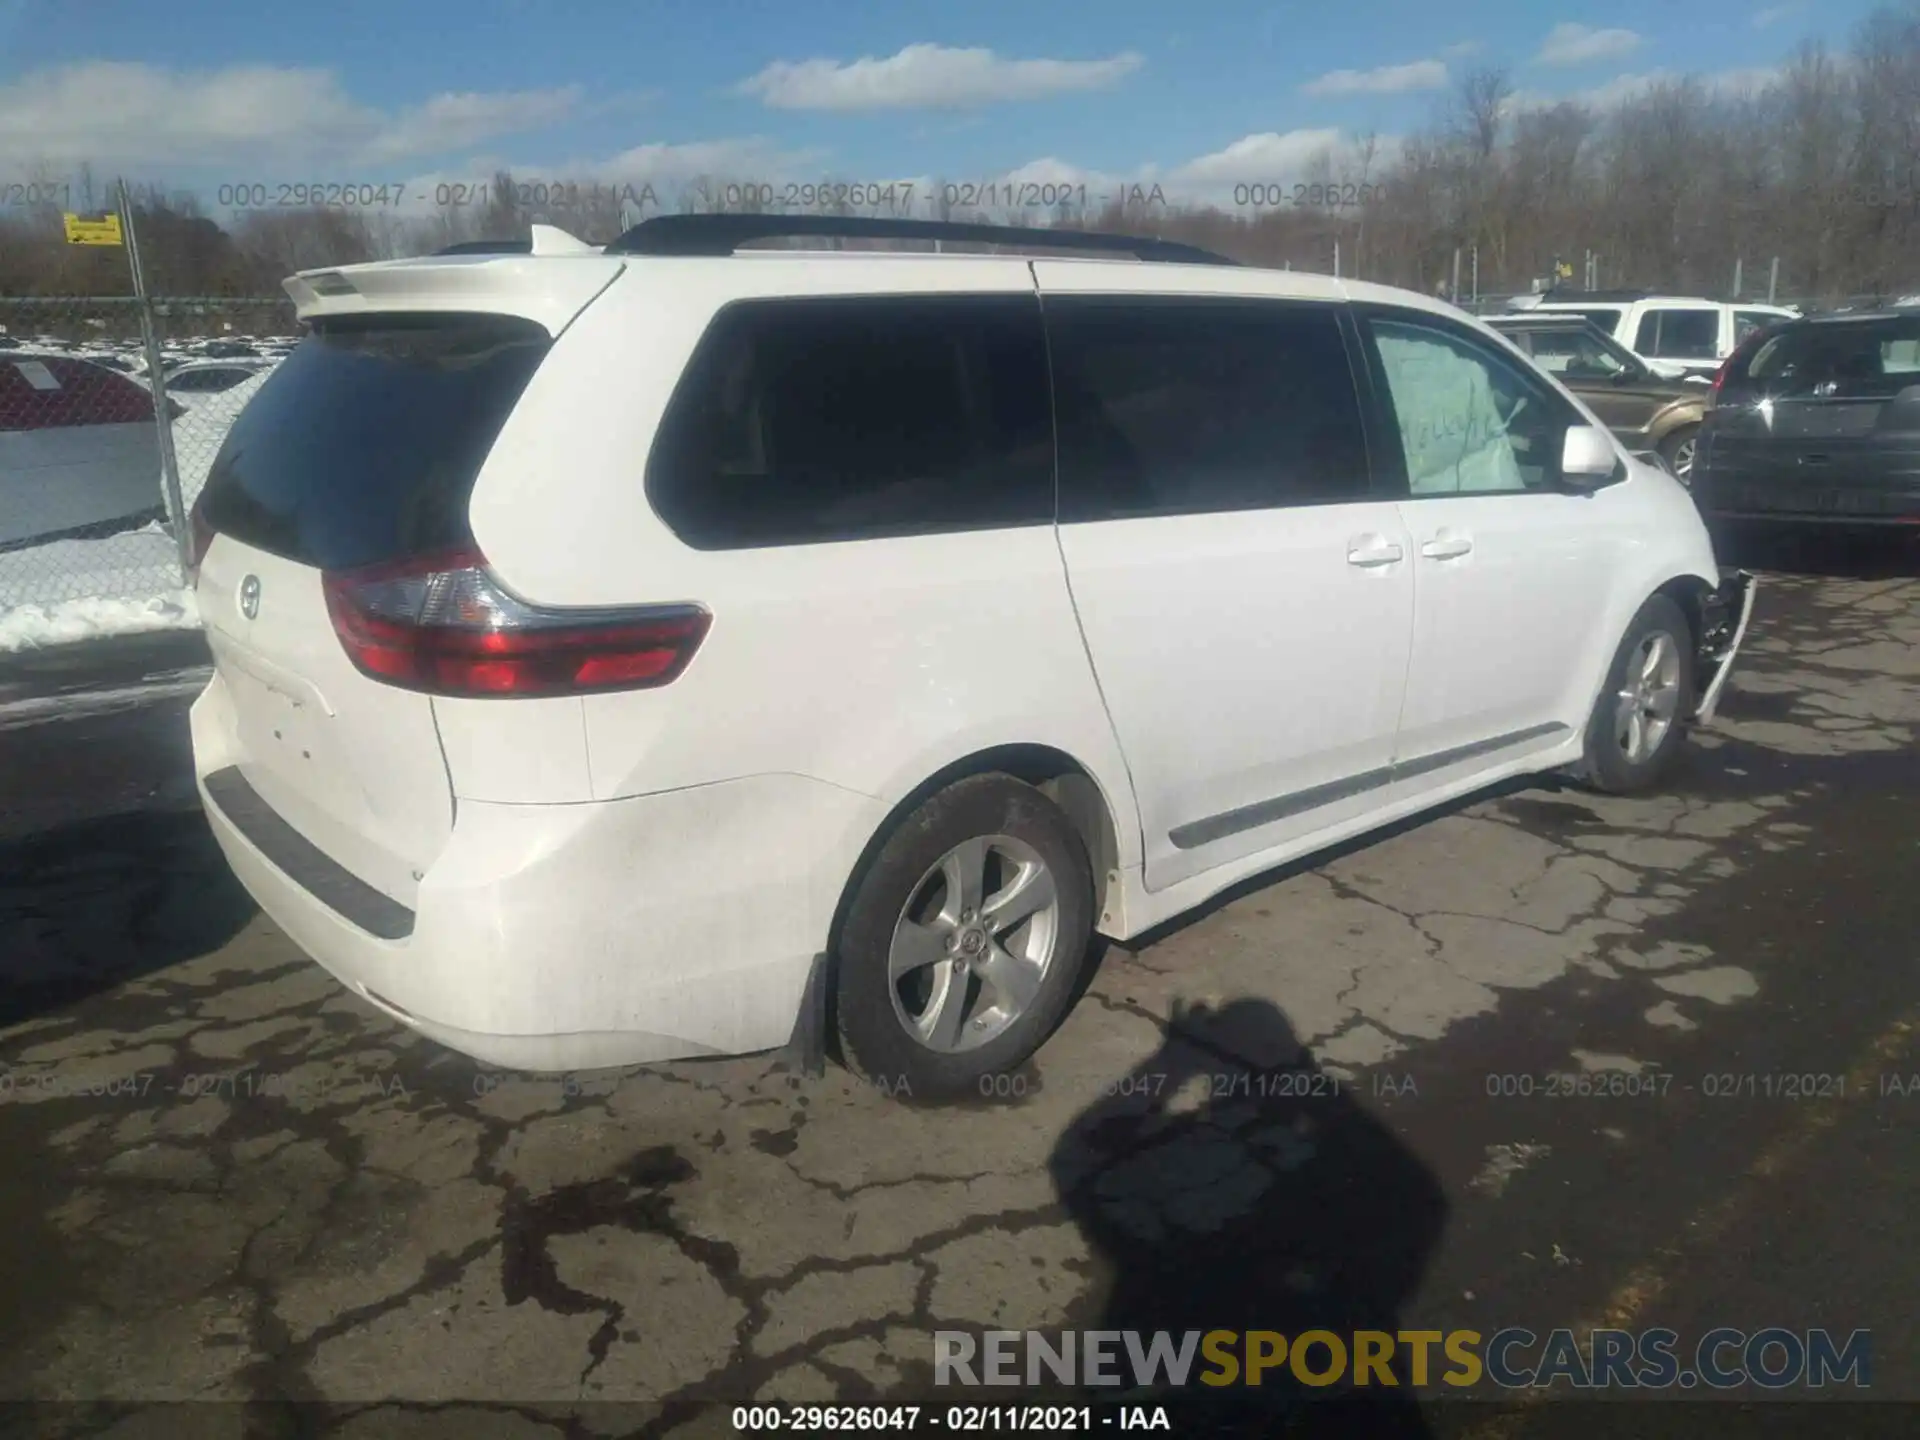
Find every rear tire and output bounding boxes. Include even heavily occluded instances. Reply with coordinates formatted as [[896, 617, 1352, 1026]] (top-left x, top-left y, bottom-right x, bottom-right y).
[[1580, 594, 1695, 795], [834, 774, 1094, 1101]]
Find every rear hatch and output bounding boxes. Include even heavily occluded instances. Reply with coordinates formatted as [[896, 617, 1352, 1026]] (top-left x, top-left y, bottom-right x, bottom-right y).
[[1700, 317, 1920, 519], [192, 281, 593, 909]]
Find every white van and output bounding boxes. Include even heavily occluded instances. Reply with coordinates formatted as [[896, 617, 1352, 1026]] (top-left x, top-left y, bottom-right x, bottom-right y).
[[187, 217, 1756, 1096]]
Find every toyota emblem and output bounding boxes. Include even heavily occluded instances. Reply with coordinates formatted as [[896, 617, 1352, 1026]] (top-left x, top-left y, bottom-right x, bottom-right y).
[[238, 574, 261, 620]]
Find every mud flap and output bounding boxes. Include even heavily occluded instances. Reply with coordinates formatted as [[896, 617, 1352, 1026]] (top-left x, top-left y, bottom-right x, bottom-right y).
[[782, 951, 829, 1079]]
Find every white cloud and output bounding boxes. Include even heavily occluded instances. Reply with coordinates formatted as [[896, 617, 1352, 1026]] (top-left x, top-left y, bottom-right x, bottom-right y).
[[1511, 65, 1783, 112], [966, 130, 1384, 214], [1174, 130, 1355, 183], [734, 43, 1142, 111], [361, 89, 582, 164], [1752, 3, 1801, 27], [392, 137, 829, 216], [1533, 23, 1645, 67], [1302, 60, 1449, 96], [0, 62, 578, 171]]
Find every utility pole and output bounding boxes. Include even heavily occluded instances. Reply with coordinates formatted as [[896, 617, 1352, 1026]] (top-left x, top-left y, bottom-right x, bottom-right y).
[[116, 179, 189, 578]]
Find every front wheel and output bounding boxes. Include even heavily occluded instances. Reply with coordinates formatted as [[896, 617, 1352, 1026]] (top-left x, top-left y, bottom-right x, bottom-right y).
[[1658, 424, 1699, 486], [833, 774, 1094, 1100], [1580, 594, 1696, 795]]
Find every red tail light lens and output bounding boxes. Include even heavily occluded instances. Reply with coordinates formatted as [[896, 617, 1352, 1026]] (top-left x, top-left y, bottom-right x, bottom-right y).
[[1707, 354, 1734, 406], [322, 547, 710, 698]]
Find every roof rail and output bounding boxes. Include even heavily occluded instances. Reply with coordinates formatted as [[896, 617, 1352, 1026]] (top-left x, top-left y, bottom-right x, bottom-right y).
[[1541, 286, 1649, 301], [602, 212, 1237, 265]]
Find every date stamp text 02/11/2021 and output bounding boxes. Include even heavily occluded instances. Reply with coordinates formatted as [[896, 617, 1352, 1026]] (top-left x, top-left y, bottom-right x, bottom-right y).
[[64, 179, 1393, 215]]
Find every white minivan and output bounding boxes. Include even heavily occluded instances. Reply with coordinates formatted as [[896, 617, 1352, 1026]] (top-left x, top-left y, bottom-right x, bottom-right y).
[[187, 216, 1756, 1097]]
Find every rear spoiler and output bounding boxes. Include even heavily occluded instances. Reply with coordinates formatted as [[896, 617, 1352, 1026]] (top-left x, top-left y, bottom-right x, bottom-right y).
[[284, 227, 620, 334]]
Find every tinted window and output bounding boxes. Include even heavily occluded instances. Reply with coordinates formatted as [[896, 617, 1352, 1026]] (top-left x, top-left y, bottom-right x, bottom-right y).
[[1734, 310, 1780, 345], [1048, 299, 1370, 521], [646, 295, 1052, 549], [197, 313, 549, 570], [1742, 317, 1920, 398], [1525, 326, 1634, 380], [1636, 308, 1719, 359], [1366, 316, 1578, 496]]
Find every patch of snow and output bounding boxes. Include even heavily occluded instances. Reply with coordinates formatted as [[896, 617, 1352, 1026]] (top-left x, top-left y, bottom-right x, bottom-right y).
[[0, 521, 199, 649], [0, 589, 199, 652]]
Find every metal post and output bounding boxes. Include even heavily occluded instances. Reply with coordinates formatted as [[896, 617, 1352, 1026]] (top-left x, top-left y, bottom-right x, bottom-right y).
[[1452, 247, 1461, 301], [1333, 239, 1340, 278], [1768, 256, 1779, 304], [1733, 257, 1743, 298], [1471, 245, 1479, 303], [119, 179, 190, 580]]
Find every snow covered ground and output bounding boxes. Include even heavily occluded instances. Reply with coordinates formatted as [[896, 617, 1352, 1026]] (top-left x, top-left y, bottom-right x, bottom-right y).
[[0, 523, 197, 651], [0, 375, 267, 651]]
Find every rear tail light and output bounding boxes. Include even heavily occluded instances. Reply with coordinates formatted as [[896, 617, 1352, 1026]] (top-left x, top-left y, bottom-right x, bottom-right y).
[[185, 495, 215, 584], [321, 546, 710, 698], [1707, 354, 1734, 407]]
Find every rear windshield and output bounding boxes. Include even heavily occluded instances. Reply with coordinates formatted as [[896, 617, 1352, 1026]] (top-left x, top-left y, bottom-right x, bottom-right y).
[[197, 313, 550, 570], [1733, 317, 1920, 398]]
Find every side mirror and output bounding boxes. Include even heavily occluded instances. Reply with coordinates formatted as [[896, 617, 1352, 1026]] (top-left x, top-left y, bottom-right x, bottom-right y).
[[1559, 424, 1620, 490]]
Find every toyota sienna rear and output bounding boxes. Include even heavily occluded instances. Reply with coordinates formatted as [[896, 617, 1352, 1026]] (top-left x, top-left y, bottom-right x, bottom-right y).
[[191, 217, 1751, 1097]]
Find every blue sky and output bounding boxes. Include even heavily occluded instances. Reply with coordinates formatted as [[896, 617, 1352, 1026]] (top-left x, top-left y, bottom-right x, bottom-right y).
[[0, 0, 1884, 211]]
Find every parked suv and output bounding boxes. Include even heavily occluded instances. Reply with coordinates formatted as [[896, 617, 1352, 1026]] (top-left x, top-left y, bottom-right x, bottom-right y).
[[1693, 309, 1920, 526], [1512, 292, 1798, 380], [1485, 315, 1707, 481], [187, 216, 1755, 1096]]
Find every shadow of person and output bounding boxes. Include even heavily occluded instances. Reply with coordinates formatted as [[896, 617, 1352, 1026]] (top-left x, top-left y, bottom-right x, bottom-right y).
[[1048, 998, 1448, 1436]]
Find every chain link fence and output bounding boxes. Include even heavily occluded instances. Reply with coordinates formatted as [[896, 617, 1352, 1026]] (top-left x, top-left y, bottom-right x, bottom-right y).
[[0, 293, 294, 647]]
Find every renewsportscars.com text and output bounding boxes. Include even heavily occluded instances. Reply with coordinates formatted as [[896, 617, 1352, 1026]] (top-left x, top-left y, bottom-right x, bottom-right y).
[[934, 1327, 1872, 1391]]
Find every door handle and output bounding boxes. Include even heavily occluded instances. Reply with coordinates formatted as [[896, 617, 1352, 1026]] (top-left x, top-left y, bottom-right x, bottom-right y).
[[1346, 535, 1405, 568], [1421, 535, 1474, 560]]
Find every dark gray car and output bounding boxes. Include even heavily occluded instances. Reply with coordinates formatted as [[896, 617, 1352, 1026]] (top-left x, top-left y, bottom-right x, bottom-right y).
[[1693, 311, 1920, 527]]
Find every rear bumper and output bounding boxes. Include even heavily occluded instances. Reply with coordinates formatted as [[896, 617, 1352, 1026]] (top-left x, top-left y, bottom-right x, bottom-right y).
[[193, 694, 886, 1070], [1691, 568, 1758, 727], [1693, 465, 1920, 526]]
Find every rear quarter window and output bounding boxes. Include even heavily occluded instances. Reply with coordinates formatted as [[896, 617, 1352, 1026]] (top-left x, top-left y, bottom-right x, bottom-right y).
[[196, 313, 549, 570], [645, 294, 1053, 549]]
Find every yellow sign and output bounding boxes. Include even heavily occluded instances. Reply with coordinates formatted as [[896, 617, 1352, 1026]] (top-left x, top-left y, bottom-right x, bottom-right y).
[[63, 213, 123, 246]]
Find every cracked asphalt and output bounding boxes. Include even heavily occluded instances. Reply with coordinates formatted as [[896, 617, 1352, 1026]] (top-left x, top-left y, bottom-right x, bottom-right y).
[[2, 532, 1918, 1435]]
